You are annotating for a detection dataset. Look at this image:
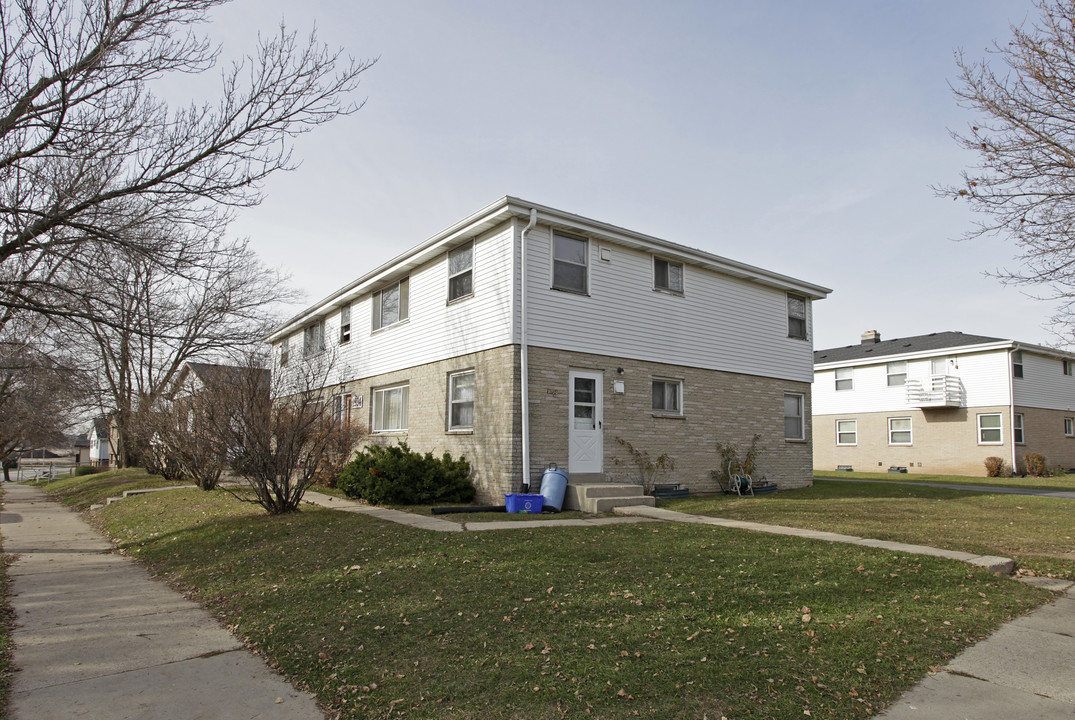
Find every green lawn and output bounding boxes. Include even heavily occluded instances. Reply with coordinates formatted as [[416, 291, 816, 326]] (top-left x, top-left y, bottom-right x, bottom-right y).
[[41, 467, 193, 511], [98, 487, 1050, 720], [0, 488, 12, 719], [666, 480, 1075, 579], [815, 470, 1075, 492]]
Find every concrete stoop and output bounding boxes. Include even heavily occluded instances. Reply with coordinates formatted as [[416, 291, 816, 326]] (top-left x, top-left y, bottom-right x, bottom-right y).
[[563, 482, 655, 514]]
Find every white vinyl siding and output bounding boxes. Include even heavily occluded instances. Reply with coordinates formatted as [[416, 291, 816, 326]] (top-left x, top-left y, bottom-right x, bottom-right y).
[[888, 417, 912, 445], [836, 419, 857, 446], [978, 413, 1002, 444], [373, 385, 409, 433], [523, 225, 817, 383], [1013, 350, 1075, 410]]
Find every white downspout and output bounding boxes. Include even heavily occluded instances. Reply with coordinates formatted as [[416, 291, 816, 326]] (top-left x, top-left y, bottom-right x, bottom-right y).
[[1008, 347, 1018, 473], [520, 208, 538, 491]]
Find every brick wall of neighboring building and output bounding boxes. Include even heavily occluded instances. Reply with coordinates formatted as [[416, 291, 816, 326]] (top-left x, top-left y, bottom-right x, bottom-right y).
[[813, 406, 1018, 476], [1016, 406, 1075, 473], [526, 347, 814, 492]]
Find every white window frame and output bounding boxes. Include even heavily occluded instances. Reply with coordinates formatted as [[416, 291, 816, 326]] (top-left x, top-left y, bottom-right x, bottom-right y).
[[1012, 350, 1023, 379], [651, 378, 683, 415], [836, 419, 857, 446], [1066, 417, 1074, 437], [787, 293, 807, 340], [372, 384, 409, 433], [1013, 413, 1024, 444], [551, 232, 588, 294], [977, 413, 1003, 445], [653, 257, 684, 294], [784, 393, 805, 440], [372, 277, 409, 331], [339, 304, 351, 344], [448, 242, 474, 302], [888, 417, 912, 446], [448, 371, 475, 431], [887, 361, 907, 387], [835, 367, 853, 391], [303, 319, 325, 358]]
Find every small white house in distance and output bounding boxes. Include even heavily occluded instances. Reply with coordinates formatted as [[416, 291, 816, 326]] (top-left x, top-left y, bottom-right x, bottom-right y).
[[813, 330, 1075, 476], [267, 197, 831, 502]]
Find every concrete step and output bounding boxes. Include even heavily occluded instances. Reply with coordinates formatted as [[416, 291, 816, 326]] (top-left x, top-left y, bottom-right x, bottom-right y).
[[576, 484, 646, 499], [592, 495, 656, 513]]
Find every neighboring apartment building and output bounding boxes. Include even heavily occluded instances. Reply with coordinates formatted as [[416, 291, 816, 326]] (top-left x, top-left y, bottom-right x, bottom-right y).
[[813, 330, 1075, 476], [267, 197, 831, 501]]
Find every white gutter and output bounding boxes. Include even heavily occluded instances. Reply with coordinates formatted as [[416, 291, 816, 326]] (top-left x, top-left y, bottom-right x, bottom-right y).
[[520, 208, 538, 491], [1008, 348, 1018, 473]]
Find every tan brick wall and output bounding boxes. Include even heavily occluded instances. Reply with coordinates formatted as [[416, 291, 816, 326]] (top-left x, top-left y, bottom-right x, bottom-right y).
[[332, 345, 521, 503], [813, 406, 1018, 476], [526, 347, 814, 491], [1015, 406, 1075, 473]]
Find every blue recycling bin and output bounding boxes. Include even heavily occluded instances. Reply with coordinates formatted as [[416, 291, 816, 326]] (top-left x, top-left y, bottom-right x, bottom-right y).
[[540, 464, 569, 512]]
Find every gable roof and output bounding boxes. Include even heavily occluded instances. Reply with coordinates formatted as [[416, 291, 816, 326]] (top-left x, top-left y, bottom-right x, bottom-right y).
[[814, 331, 1010, 365], [266, 196, 833, 343]]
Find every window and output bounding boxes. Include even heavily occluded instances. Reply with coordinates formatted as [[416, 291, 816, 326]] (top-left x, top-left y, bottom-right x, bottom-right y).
[[1012, 350, 1023, 378], [784, 393, 804, 440], [787, 293, 807, 339], [652, 379, 682, 414], [978, 413, 1002, 444], [372, 278, 409, 331], [931, 357, 948, 376], [836, 419, 857, 446], [333, 394, 352, 428], [448, 371, 475, 430], [1064, 359, 1073, 376], [372, 384, 408, 432], [448, 242, 473, 301], [888, 417, 912, 445], [303, 320, 325, 357], [1065, 417, 1074, 437], [1013, 413, 1024, 444], [887, 361, 907, 387], [279, 338, 289, 367], [835, 367, 853, 391], [339, 304, 351, 343], [552, 232, 588, 294], [653, 258, 684, 293]]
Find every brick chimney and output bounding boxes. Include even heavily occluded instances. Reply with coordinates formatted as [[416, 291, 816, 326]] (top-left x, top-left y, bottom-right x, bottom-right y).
[[861, 330, 881, 345]]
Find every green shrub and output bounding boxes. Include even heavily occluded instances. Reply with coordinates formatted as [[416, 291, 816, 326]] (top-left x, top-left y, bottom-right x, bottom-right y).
[[1023, 451, 1048, 477], [337, 442, 475, 506], [983, 456, 1007, 477], [74, 465, 102, 476]]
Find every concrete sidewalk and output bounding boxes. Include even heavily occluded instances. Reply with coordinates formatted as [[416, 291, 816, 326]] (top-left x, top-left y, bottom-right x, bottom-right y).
[[817, 475, 1075, 499], [1, 484, 325, 720]]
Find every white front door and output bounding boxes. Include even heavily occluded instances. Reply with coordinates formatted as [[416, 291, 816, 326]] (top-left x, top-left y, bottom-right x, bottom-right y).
[[568, 370, 603, 474]]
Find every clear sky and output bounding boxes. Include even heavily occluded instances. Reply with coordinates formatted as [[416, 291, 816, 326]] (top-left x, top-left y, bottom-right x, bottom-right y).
[[200, 0, 1047, 351]]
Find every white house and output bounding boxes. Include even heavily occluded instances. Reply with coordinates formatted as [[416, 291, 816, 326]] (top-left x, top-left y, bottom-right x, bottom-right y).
[[813, 330, 1075, 475], [268, 197, 831, 502], [86, 416, 111, 468]]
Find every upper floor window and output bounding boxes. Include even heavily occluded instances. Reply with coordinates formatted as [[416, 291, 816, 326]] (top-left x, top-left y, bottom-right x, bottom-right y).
[[339, 304, 351, 343], [448, 242, 473, 302], [787, 293, 807, 339], [653, 258, 683, 294], [931, 357, 949, 376], [279, 338, 289, 367], [1012, 350, 1023, 378], [652, 379, 683, 415], [303, 320, 325, 358], [978, 413, 1002, 444], [1064, 359, 1073, 376], [372, 277, 409, 331], [887, 361, 907, 387], [835, 367, 853, 391], [448, 371, 475, 430], [784, 393, 804, 440], [552, 232, 588, 294]]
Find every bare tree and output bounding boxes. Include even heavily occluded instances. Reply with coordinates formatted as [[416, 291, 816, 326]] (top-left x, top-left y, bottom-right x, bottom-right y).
[[944, 0, 1075, 332], [0, 0, 372, 328], [74, 236, 294, 467], [217, 352, 363, 514]]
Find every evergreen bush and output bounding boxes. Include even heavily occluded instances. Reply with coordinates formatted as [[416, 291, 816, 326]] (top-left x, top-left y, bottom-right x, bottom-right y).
[[337, 442, 475, 505]]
